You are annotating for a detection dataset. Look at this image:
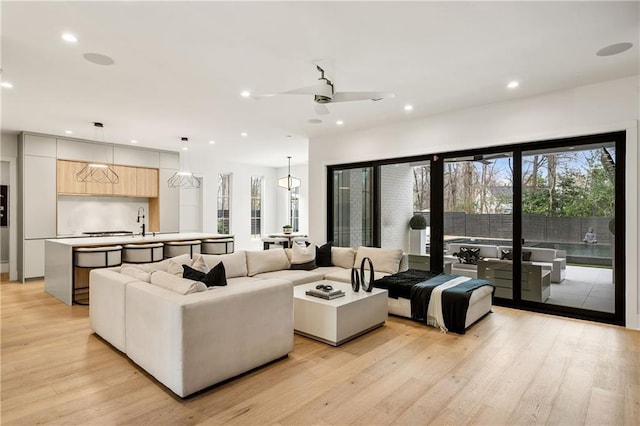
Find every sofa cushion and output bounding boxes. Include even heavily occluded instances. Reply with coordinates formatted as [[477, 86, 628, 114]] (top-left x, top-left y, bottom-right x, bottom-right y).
[[150, 270, 207, 294], [246, 249, 290, 277], [120, 266, 152, 282], [324, 268, 391, 284], [500, 249, 513, 260], [331, 247, 356, 269], [354, 247, 403, 275], [191, 251, 248, 278], [289, 243, 317, 271], [315, 242, 332, 267], [254, 269, 325, 285], [182, 263, 227, 287]]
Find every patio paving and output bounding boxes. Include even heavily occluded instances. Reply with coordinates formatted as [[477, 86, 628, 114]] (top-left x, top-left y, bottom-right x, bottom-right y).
[[545, 265, 614, 313]]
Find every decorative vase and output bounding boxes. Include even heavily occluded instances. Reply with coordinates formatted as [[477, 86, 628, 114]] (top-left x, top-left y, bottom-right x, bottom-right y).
[[359, 257, 375, 292], [350, 267, 360, 292]]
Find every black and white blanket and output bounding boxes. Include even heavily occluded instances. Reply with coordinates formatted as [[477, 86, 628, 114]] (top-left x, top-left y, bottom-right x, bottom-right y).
[[374, 269, 494, 334]]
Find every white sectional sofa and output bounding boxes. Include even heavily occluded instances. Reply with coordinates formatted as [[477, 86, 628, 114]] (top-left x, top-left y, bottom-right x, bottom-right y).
[[90, 246, 407, 397], [445, 243, 566, 283]]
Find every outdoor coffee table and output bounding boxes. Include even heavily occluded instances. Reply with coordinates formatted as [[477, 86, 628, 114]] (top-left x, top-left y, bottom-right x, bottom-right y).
[[293, 280, 388, 346]]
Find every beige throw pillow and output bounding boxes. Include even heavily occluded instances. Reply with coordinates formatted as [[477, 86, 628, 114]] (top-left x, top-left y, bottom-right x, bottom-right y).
[[120, 266, 152, 282], [191, 251, 248, 278]]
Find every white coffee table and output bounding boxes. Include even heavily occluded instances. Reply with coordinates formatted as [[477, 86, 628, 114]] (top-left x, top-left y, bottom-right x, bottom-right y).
[[293, 280, 388, 346]]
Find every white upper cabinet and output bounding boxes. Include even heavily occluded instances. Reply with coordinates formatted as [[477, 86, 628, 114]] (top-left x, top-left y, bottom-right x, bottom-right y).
[[160, 152, 180, 170], [23, 134, 57, 157], [113, 146, 160, 168], [57, 139, 113, 163], [159, 168, 180, 232]]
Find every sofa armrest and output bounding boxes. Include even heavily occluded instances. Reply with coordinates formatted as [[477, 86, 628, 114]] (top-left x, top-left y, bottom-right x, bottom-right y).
[[125, 279, 294, 397], [89, 269, 138, 353]]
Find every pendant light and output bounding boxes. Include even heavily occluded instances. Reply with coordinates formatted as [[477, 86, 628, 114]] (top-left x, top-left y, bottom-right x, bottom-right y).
[[277, 156, 301, 190], [76, 122, 119, 183], [168, 137, 201, 189]]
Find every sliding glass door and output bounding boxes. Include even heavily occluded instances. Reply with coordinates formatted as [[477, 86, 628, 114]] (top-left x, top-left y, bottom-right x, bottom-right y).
[[521, 143, 617, 313]]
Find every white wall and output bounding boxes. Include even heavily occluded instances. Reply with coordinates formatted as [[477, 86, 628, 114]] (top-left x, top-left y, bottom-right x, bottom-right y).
[[308, 75, 639, 330], [276, 163, 309, 234], [181, 153, 294, 251]]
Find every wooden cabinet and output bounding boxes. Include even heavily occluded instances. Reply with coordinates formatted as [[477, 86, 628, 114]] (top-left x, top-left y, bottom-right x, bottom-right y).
[[112, 165, 137, 196], [57, 160, 159, 198], [136, 168, 159, 197], [57, 160, 86, 194]]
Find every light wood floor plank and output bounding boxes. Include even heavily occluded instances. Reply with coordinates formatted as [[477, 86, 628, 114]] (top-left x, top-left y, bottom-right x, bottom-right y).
[[1, 279, 639, 425]]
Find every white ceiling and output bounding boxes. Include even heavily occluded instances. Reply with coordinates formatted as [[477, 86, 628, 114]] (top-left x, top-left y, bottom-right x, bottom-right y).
[[1, 1, 638, 167]]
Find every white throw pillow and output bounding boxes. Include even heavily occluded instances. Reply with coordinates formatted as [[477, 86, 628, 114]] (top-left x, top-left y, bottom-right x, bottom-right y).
[[246, 249, 290, 277], [354, 247, 403, 274], [191, 251, 248, 278], [120, 266, 152, 283], [150, 270, 207, 295], [331, 247, 357, 269], [290, 243, 315, 264]]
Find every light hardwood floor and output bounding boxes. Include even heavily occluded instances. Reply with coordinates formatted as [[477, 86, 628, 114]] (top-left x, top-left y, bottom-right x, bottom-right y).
[[1, 278, 638, 425]]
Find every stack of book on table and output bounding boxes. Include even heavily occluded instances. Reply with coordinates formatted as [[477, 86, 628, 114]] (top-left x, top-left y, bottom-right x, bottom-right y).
[[305, 287, 345, 300]]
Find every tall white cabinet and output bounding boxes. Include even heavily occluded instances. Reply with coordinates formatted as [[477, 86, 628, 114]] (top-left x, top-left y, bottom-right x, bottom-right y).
[[18, 134, 57, 280]]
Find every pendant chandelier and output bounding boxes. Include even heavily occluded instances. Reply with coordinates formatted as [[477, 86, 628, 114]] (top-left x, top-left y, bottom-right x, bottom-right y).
[[76, 163, 119, 183], [278, 156, 301, 190], [168, 137, 201, 189]]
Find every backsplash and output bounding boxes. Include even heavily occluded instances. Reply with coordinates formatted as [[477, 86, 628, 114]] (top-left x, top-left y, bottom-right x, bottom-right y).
[[57, 196, 149, 236]]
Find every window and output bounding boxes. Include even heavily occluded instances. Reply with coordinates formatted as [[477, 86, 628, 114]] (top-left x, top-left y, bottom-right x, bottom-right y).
[[250, 176, 263, 238], [217, 173, 231, 234], [290, 186, 299, 232]]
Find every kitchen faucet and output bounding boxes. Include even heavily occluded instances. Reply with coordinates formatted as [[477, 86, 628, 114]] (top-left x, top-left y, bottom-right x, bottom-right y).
[[137, 207, 146, 237]]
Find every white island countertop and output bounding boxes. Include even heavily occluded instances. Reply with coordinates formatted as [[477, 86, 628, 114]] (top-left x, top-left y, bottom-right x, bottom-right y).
[[45, 232, 233, 305], [48, 232, 233, 247]]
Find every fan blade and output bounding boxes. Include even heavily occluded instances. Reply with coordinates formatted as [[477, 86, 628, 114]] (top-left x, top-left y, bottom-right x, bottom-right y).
[[314, 104, 330, 115], [332, 91, 396, 103], [282, 82, 332, 97]]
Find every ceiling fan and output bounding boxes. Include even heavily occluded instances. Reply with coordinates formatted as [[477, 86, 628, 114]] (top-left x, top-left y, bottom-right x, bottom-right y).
[[255, 66, 395, 115]]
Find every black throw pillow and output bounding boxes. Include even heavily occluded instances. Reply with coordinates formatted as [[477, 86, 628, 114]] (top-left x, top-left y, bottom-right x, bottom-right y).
[[316, 242, 333, 267], [290, 260, 318, 271], [182, 263, 227, 287], [455, 246, 481, 265], [500, 249, 513, 260]]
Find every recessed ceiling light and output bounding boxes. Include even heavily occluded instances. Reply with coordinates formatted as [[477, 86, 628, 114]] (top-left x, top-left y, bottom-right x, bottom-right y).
[[240, 91, 251, 98], [62, 33, 78, 43], [65, 130, 73, 134], [182, 147, 188, 151], [241, 132, 248, 137], [404, 104, 414, 111], [507, 81, 519, 89], [1, 82, 14, 89], [336, 120, 344, 126], [131, 140, 137, 144], [209, 140, 215, 144], [597, 42, 633, 57]]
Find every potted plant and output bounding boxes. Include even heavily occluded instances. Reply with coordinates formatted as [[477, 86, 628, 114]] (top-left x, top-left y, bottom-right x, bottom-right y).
[[408, 214, 428, 255], [282, 224, 293, 234]]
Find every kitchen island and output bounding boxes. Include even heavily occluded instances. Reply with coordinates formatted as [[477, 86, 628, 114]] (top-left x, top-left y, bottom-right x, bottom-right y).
[[45, 233, 233, 305]]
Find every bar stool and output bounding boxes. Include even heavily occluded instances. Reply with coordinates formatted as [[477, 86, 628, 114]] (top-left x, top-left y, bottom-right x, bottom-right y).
[[122, 242, 164, 264], [164, 240, 202, 258], [201, 238, 234, 255], [262, 237, 288, 250], [73, 245, 123, 305]]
